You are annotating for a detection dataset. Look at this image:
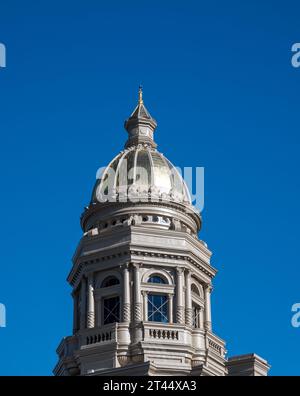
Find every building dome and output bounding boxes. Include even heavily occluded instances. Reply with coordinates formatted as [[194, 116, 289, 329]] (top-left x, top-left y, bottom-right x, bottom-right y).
[[91, 87, 192, 206], [92, 145, 191, 205], [81, 87, 201, 234]]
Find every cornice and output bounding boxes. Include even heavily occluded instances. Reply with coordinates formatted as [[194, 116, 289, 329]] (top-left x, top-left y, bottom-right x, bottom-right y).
[[130, 249, 217, 278], [68, 244, 217, 288]]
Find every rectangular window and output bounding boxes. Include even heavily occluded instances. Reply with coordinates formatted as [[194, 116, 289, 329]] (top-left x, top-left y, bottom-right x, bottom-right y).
[[148, 294, 168, 323], [193, 305, 201, 328], [103, 296, 120, 325]]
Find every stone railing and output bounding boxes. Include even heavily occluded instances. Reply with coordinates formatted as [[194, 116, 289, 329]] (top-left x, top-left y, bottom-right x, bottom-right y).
[[149, 328, 179, 340], [208, 338, 222, 354], [143, 322, 185, 343], [79, 323, 118, 346], [205, 331, 226, 357]]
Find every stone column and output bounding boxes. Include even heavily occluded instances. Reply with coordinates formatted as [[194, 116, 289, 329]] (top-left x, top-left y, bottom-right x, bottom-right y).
[[142, 291, 148, 321], [199, 306, 204, 329], [204, 284, 212, 331], [168, 294, 173, 324], [87, 274, 95, 328], [122, 264, 131, 322], [185, 270, 193, 327], [80, 277, 86, 330], [73, 292, 78, 334], [176, 267, 185, 324], [133, 264, 142, 321]]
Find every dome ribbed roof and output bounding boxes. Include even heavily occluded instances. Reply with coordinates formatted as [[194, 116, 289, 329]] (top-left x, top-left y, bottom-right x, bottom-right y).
[[92, 145, 191, 205], [90, 87, 193, 207]]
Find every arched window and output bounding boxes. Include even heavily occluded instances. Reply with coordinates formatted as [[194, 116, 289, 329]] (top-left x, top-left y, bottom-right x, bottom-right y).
[[101, 276, 120, 288], [191, 283, 200, 296], [148, 275, 166, 284], [148, 294, 168, 323]]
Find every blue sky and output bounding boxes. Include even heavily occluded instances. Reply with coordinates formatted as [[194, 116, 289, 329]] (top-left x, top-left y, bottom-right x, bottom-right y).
[[0, 0, 299, 375]]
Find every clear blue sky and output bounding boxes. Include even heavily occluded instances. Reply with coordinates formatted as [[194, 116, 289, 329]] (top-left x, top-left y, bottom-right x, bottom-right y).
[[0, 0, 299, 375]]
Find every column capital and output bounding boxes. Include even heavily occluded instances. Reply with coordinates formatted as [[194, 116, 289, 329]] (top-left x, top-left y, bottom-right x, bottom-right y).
[[141, 290, 148, 297], [87, 272, 94, 282], [120, 262, 130, 270], [205, 284, 213, 293], [176, 266, 184, 275], [132, 262, 141, 270]]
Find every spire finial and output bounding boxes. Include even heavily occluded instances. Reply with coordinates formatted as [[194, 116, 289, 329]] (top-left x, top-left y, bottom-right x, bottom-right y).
[[138, 85, 143, 105], [124, 86, 157, 149]]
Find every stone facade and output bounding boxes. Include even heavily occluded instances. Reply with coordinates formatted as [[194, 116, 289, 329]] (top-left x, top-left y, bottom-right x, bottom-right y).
[[54, 89, 270, 376]]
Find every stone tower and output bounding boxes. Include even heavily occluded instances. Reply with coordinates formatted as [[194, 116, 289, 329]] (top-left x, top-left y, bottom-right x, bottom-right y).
[[54, 89, 270, 376]]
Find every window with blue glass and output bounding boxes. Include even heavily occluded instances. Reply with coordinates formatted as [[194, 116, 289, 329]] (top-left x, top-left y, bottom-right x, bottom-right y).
[[147, 275, 166, 284], [148, 294, 168, 322]]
